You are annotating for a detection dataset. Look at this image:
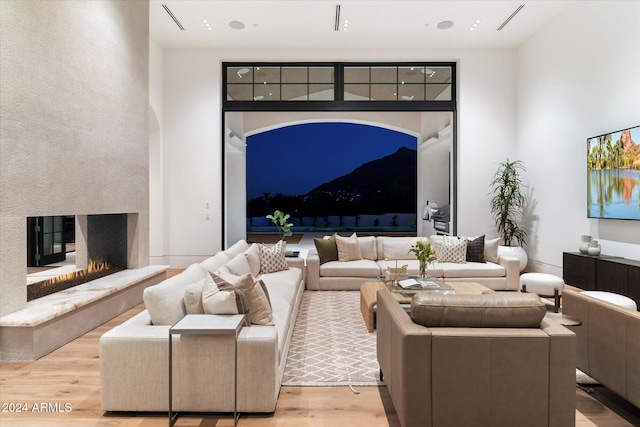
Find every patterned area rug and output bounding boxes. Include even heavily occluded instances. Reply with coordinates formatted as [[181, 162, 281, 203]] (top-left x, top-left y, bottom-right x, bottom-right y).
[[282, 291, 382, 387]]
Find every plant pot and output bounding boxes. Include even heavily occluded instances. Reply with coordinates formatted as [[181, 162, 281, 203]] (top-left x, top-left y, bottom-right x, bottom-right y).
[[497, 245, 528, 272]]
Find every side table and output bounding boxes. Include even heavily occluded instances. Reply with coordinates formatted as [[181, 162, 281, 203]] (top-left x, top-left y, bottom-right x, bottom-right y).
[[169, 314, 245, 427]]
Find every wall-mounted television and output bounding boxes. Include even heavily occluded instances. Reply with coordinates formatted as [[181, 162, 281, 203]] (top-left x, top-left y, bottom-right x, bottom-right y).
[[587, 125, 640, 220]]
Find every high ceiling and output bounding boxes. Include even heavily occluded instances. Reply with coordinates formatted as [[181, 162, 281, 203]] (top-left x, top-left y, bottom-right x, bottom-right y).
[[150, 0, 575, 49]]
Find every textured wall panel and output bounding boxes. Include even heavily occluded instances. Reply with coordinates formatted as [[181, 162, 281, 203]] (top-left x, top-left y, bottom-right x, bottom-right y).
[[0, 0, 149, 316]]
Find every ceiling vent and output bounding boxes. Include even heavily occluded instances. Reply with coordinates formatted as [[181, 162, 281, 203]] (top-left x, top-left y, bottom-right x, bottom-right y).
[[497, 4, 524, 31], [334, 5, 341, 31], [162, 4, 185, 31]]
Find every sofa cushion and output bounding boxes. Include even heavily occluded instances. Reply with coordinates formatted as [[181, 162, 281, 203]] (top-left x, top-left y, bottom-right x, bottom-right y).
[[358, 236, 377, 260], [313, 234, 339, 264], [225, 252, 253, 276], [225, 239, 251, 259], [336, 233, 362, 262], [484, 237, 500, 263], [260, 267, 303, 304], [244, 244, 261, 277], [466, 235, 486, 263], [437, 236, 467, 263], [410, 293, 546, 328], [320, 259, 381, 278], [259, 240, 289, 273], [143, 263, 209, 325], [209, 273, 251, 315], [217, 271, 274, 325], [200, 251, 231, 274], [379, 236, 419, 260], [184, 278, 206, 314], [435, 261, 505, 278]]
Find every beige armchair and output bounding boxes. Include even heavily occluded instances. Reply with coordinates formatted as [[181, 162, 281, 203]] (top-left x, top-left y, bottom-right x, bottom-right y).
[[376, 290, 576, 427]]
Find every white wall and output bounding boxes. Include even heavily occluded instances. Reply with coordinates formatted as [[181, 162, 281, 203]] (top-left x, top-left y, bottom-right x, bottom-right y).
[[517, 0, 640, 274], [158, 48, 517, 267]]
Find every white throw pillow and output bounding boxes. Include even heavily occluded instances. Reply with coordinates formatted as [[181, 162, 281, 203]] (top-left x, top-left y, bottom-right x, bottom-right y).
[[202, 274, 242, 315], [217, 271, 274, 325], [200, 251, 231, 274], [437, 236, 467, 263], [484, 237, 500, 263], [244, 244, 261, 276], [336, 233, 362, 262], [143, 263, 208, 325], [357, 236, 377, 260], [183, 277, 206, 314], [225, 252, 252, 276]]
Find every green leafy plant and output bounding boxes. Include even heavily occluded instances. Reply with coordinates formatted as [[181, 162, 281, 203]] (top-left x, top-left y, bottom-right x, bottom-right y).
[[489, 158, 528, 246], [409, 239, 437, 277], [266, 210, 294, 240], [408, 239, 437, 263]]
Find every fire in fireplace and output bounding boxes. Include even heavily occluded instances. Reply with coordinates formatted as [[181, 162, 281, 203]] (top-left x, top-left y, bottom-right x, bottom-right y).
[[27, 258, 124, 301]]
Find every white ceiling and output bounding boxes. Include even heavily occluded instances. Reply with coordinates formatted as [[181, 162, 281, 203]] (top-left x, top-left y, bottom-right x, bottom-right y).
[[150, 0, 575, 50]]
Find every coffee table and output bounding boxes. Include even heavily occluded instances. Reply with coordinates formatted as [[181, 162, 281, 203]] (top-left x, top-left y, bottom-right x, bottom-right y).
[[359, 280, 490, 333]]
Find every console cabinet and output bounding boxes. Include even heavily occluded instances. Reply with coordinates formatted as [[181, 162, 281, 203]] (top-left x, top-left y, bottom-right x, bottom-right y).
[[563, 252, 640, 310]]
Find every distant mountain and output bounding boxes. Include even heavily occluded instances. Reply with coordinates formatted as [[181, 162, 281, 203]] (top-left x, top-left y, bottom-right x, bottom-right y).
[[309, 146, 417, 195]]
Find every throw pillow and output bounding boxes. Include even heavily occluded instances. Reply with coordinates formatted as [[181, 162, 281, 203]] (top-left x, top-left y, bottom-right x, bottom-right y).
[[259, 240, 289, 273], [437, 236, 467, 263], [202, 274, 241, 315], [313, 234, 339, 264], [216, 272, 274, 325], [466, 235, 486, 263], [484, 237, 500, 263], [225, 252, 253, 276], [183, 277, 206, 314], [244, 244, 261, 276], [358, 236, 377, 260], [207, 273, 250, 316], [143, 263, 208, 325], [336, 233, 362, 262]]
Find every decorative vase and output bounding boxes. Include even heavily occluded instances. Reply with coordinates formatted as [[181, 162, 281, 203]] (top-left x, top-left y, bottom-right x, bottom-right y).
[[587, 240, 601, 256], [419, 259, 427, 279], [579, 235, 592, 254], [497, 245, 528, 272]]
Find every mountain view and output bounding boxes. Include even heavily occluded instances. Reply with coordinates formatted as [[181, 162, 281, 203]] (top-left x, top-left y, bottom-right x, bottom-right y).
[[247, 146, 417, 228]]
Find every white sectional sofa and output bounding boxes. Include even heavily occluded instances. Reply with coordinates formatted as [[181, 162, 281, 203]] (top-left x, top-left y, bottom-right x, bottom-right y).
[[100, 240, 305, 414], [306, 235, 519, 291]]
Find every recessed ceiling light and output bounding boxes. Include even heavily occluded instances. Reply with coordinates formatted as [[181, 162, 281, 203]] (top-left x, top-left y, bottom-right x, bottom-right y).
[[229, 20, 245, 30], [202, 18, 212, 31], [437, 20, 454, 30], [253, 96, 264, 101]]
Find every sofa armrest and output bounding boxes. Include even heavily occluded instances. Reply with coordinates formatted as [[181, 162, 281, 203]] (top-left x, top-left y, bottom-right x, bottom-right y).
[[497, 255, 520, 291], [377, 290, 433, 427], [286, 256, 305, 278], [306, 249, 321, 290], [540, 318, 576, 427]]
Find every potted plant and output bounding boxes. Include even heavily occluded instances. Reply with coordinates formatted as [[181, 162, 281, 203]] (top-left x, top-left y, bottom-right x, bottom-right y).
[[408, 238, 437, 278], [266, 210, 294, 242], [489, 158, 528, 271]]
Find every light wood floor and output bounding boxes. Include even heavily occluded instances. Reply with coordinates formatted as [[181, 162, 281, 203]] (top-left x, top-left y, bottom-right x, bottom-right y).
[[1, 272, 638, 426]]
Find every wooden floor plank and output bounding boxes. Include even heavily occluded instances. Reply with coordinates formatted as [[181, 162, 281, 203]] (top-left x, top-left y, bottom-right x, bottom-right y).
[[1, 296, 638, 426]]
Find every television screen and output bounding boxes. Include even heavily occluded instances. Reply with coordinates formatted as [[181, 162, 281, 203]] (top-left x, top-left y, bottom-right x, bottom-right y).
[[587, 125, 640, 220]]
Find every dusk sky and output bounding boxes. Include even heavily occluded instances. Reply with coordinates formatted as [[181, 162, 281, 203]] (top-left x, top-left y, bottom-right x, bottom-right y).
[[246, 122, 417, 199]]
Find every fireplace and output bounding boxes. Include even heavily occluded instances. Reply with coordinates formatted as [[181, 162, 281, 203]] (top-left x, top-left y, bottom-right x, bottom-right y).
[[26, 214, 130, 301]]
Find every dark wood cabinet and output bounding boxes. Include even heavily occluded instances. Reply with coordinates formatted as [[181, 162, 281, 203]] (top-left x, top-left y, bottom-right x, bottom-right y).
[[562, 252, 596, 290], [563, 252, 640, 310]]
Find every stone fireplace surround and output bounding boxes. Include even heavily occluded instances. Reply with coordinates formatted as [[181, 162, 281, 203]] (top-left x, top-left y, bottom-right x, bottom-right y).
[[0, 213, 168, 361]]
